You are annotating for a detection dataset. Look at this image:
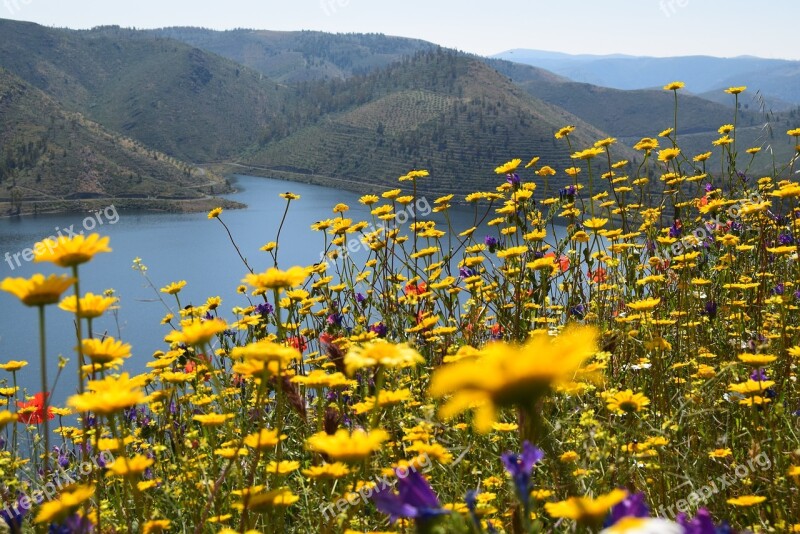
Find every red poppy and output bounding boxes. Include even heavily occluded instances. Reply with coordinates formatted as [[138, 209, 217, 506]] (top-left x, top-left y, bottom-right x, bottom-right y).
[[588, 267, 607, 283], [17, 392, 54, 424], [544, 252, 570, 273], [288, 336, 308, 353], [404, 282, 427, 296], [319, 332, 336, 345]]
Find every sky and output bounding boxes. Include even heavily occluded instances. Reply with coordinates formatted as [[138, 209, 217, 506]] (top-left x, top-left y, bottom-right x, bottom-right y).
[[2, 0, 798, 60]]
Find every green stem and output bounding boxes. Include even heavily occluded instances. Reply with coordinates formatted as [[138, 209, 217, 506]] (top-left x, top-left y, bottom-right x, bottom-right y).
[[38, 305, 50, 477]]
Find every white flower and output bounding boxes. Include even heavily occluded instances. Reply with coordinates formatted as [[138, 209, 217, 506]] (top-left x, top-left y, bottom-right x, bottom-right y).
[[601, 517, 683, 534]]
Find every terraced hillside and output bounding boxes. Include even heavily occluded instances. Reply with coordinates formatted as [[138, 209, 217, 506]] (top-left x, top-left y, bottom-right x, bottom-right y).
[[242, 50, 638, 198]]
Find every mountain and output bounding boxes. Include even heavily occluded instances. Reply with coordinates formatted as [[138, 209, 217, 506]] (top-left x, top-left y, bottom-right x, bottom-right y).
[[146, 27, 437, 82], [0, 68, 236, 215], [0, 19, 295, 162], [240, 50, 639, 197], [493, 49, 800, 107]]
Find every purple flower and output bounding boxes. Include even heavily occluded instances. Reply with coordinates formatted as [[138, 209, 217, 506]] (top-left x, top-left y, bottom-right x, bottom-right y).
[[1, 493, 26, 530], [778, 233, 794, 245], [704, 183, 714, 193], [369, 322, 388, 338], [255, 303, 273, 316], [750, 368, 768, 381], [49, 514, 94, 533], [677, 508, 732, 534], [501, 441, 544, 506], [372, 470, 449, 525], [355, 293, 367, 304], [773, 283, 785, 295], [669, 221, 683, 238], [702, 301, 717, 319], [327, 313, 343, 326], [606, 492, 650, 527], [507, 173, 521, 186], [459, 266, 476, 279]]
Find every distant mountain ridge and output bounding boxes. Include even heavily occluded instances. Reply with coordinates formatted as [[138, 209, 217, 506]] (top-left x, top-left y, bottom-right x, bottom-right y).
[[493, 49, 800, 109]]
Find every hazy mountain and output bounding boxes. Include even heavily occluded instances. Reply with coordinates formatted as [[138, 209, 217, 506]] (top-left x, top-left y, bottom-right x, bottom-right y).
[[146, 27, 437, 82], [493, 49, 800, 106]]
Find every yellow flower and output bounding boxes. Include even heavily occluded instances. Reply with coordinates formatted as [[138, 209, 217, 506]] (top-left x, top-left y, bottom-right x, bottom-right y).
[[344, 341, 424, 376], [244, 428, 284, 450], [193, 413, 235, 426], [737, 353, 777, 367], [398, 169, 430, 181], [333, 203, 350, 213], [694, 152, 712, 162], [559, 451, 579, 463], [709, 448, 733, 459], [302, 462, 351, 479], [33, 233, 111, 267], [59, 292, 117, 318], [165, 318, 228, 346], [724, 86, 747, 95], [658, 148, 681, 162], [536, 165, 556, 177], [728, 380, 775, 395], [80, 337, 132, 364], [291, 370, 354, 389], [0, 360, 28, 372], [266, 460, 301, 474], [545, 489, 627, 523], [494, 159, 522, 174], [626, 298, 660, 311], [142, 520, 172, 534], [34, 485, 95, 524], [2, 274, 76, 306], [234, 488, 299, 511], [606, 390, 650, 414], [280, 192, 300, 200], [634, 138, 659, 152], [555, 126, 575, 139], [68, 373, 146, 415], [360, 194, 379, 205], [429, 327, 598, 432], [231, 340, 300, 366], [726, 495, 765, 506], [664, 81, 685, 90], [0, 410, 16, 428], [582, 218, 608, 230], [107, 454, 154, 478], [243, 266, 308, 290], [160, 280, 186, 295], [207, 207, 223, 219], [306, 428, 388, 462], [571, 147, 604, 160]]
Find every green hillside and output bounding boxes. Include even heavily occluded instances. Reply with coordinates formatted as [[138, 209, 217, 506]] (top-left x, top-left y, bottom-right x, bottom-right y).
[[0, 19, 294, 162], [0, 68, 236, 215], [242, 50, 639, 197]]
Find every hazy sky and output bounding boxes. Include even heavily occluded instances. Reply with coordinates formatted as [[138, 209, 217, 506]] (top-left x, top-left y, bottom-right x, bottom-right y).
[[2, 0, 798, 59]]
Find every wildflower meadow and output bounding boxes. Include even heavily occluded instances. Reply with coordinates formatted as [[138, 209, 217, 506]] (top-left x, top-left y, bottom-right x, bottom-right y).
[[2, 83, 800, 533]]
